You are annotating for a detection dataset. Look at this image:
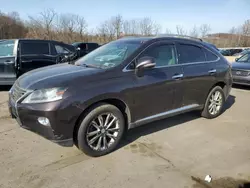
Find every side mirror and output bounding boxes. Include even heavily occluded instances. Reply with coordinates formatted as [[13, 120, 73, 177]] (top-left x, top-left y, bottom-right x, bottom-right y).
[[135, 56, 156, 77], [235, 57, 239, 62]]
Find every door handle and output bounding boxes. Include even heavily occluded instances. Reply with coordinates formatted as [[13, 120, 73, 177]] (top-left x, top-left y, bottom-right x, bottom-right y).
[[4, 60, 14, 65], [172, 74, 183, 79], [21, 60, 32, 63], [208, 69, 217, 74]]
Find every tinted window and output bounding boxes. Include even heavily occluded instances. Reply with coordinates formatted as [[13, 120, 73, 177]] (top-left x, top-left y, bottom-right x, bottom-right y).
[[21, 42, 49, 55], [0, 40, 15, 57], [88, 43, 99, 50], [178, 44, 205, 64], [204, 48, 218, 61], [139, 44, 177, 67], [55, 45, 70, 54], [79, 43, 87, 49]]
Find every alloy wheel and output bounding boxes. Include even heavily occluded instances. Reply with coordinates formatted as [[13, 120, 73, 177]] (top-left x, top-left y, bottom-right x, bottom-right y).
[[86, 113, 120, 151], [208, 90, 223, 115]]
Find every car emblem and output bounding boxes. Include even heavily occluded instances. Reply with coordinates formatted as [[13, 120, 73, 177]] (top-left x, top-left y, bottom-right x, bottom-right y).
[[236, 71, 241, 75]]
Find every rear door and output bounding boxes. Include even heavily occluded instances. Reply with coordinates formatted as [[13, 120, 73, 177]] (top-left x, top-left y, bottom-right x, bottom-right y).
[[19, 40, 56, 74], [0, 40, 17, 84], [176, 42, 218, 106]]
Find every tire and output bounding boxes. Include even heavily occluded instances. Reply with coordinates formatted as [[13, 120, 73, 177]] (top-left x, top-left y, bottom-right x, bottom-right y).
[[77, 103, 125, 157], [201, 86, 225, 119]]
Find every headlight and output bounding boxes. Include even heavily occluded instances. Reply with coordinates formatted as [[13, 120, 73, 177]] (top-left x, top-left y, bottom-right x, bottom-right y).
[[22, 87, 67, 104]]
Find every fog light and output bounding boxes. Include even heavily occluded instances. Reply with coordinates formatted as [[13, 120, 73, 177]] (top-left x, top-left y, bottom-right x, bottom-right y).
[[38, 117, 50, 126]]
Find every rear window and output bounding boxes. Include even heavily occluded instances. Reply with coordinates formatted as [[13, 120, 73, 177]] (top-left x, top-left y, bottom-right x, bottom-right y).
[[204, 48, 218, 61], [178, 44, 205, 64], [21, 42, 50, 55]]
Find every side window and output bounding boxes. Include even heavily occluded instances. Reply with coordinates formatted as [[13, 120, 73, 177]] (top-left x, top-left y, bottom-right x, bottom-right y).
[[79, 43, 87, 50], [178, 44, 205, 64], [55, 45, 70, 54], [204, 48, 218, 61], [138, 44, 177, 67], [0, 40, 15, 57], [88, 43, 99, 51], [21, 42, 49, 55]]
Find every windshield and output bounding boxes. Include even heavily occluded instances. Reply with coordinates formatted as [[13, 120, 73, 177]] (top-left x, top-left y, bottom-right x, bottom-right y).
[[75, 40, 142, 69], [237, 53, 250, 62]]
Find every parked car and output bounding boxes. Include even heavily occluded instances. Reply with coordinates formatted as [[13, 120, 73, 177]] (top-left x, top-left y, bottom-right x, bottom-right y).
[[72, 42, 100, 57], [0, 39, 77, 85], [8, 35, 232, 157], [231, 52, 250, 86], [233, 49, 250, 58], [220, 48, 243, 56]]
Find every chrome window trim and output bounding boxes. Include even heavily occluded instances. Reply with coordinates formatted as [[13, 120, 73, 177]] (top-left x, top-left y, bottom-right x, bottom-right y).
[[122, 41, 220, 72]]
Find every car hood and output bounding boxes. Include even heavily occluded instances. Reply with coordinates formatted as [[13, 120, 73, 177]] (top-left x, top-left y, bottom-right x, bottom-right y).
[[16, 63, 104, 90], [232, 62, 250, 70]]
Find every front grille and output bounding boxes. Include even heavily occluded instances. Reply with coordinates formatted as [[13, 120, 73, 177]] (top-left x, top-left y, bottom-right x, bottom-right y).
[[10, 82, 27, 103], [232, 69, 250, 77]]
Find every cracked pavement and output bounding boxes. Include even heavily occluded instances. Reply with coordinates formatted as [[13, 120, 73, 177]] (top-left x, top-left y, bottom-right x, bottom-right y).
[[0, 86, 250, 188]]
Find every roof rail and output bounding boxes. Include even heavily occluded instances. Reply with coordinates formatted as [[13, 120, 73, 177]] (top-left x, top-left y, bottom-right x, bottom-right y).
[[155, 34, 203, 42], [117, 36, 138, 39]]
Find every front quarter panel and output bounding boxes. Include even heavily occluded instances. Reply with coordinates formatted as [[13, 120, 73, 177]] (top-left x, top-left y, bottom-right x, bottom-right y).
[[67, 71, 136, 124]]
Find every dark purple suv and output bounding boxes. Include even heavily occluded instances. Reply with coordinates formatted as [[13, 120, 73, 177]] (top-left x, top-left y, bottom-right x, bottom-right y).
[[9, 35, 232, 157]]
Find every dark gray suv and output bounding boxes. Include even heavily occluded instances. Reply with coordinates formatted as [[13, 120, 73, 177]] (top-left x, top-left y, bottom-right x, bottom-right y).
[[8, 35, 232, 157]]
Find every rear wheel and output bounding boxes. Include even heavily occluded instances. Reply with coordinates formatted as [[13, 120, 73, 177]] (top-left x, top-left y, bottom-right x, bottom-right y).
[[77, 103, 125, 157], [201, 86, 225, 119]]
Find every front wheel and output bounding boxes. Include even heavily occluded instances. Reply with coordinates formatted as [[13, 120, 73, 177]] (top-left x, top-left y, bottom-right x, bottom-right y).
[[201, 86, 225, 119], [77, 103, 125, 157]]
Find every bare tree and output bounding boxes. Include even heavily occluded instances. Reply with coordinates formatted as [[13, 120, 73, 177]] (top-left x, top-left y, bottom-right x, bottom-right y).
[[123, 19, 139, 35], [0, 11, 27, 39], [139, 17, 160, 36], [189, 25, 199, 37], [165, 28, 172, 34], [242, 20, 250, 36], [199, 24, 211, 38], [76, 16, 87, 40], [176, 25, 187, 35], [27, 9, 57, 39], [111, 15, 123, 39]]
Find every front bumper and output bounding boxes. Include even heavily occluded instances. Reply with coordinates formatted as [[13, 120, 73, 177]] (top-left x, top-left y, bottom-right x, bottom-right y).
[[8, 96, 74, 147], [232, 75, 250, 86]]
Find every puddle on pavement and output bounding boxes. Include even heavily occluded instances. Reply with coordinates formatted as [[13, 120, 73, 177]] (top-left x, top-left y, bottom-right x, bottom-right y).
[[192, 176, 250, 188], [124, 143, 162, 157], [124, 142, 160, 158]]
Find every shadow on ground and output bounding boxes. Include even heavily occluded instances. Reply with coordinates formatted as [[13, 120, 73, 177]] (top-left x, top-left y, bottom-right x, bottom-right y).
[[120, 95, 235, 148], [233, 84, 250, 91], [0, 85, 11, 91]]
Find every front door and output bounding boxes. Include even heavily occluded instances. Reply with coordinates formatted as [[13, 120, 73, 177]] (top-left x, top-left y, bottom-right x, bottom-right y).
[[127, 41, 183, 123], [0, 40, 17, 85]]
